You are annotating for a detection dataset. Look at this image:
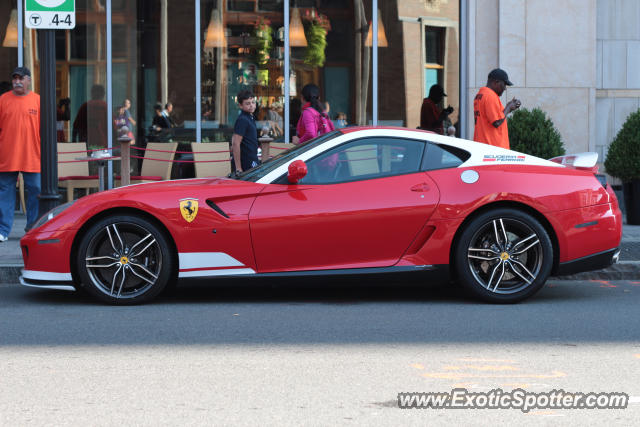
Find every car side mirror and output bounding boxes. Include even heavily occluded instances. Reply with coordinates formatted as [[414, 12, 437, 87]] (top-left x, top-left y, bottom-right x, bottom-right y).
[[287, 160, 308, 184]]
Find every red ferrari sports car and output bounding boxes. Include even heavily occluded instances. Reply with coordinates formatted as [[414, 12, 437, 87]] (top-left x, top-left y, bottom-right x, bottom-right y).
[[20, 127, 621, 304]]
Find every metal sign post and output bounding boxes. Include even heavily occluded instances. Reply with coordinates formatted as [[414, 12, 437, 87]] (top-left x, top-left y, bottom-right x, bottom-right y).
[[37, 29, 60, 216], [25, 0, 76, 216]]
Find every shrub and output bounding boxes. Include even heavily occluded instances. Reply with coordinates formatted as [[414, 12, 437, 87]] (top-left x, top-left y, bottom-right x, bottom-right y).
[[507, 107, 565, 159], [604, 109, 640, 182]]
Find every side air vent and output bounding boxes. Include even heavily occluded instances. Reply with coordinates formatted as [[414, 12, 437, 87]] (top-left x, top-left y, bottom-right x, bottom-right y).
[[206, 200, 229, 218]]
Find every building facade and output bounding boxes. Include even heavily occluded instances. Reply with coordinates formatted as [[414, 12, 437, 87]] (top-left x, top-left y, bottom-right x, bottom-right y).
[[0, 0, 636, 174]]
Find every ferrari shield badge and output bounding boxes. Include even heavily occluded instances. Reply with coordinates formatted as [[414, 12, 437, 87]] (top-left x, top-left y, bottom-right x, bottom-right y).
[[179, 198, 199, 223]]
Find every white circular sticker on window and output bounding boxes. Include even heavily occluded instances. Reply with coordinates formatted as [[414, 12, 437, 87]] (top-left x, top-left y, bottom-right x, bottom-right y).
[[461, 169, 479, 184], [34, 0, 67, 7]]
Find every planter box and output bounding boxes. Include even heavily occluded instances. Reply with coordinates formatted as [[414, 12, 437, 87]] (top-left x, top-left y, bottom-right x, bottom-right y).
[[623, 180, 640, 225]]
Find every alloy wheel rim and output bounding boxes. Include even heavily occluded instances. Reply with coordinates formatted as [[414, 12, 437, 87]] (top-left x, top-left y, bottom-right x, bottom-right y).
[[466, 217, 543, 294], [85, 222, 162, 298]]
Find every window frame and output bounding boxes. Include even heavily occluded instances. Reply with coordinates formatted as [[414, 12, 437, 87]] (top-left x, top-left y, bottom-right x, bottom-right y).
[[420, 141, 470, 172], [274, 136, 429, 185]]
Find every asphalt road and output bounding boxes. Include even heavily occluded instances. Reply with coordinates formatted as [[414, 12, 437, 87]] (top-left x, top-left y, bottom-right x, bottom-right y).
[[1, 278, 639, 425]]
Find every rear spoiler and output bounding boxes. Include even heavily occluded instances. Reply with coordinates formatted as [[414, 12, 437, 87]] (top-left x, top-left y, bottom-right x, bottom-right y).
[[549, 152, 599, 172]]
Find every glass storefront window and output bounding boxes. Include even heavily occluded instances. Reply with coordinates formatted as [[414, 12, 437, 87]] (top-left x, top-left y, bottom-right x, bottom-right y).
[[107, 0, 197, 178], [4, 0, 464, 184], [22, 0, 108, 147], [201, 0, 285, 143], [289, 1, 370, 135], [0, 0, 19, 94], [379, 0, 460, 135]]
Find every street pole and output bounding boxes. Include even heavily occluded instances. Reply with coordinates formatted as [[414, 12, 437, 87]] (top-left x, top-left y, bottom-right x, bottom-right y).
[[38, 29, 61, 216]]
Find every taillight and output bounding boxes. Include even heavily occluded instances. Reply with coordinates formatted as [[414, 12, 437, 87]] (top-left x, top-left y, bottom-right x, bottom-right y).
[[604, 182, 620, 211]]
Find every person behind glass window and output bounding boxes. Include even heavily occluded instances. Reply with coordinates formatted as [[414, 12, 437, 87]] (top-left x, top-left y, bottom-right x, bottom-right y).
[[150, 102, 171, 141], [162, 102, 176, 127], [420, 84, 453, 134], [123, 98, 136, 130], [72, 84, 108, 148]]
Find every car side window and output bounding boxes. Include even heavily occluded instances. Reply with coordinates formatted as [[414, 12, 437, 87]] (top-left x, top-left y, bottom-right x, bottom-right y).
[[421, 142, 470, 171], [300, 137, 426, 184]]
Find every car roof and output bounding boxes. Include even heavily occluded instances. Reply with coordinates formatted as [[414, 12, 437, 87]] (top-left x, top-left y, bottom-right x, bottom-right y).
[[339, 126, 437, 135]]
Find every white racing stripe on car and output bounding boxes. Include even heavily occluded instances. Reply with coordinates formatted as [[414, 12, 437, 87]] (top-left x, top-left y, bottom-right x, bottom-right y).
[[256, 128, 561, 184], [178, 268, 256, 278], [22, 269, 73, 281], [178, 253, 256, 278], [178, 252, 245, 269]]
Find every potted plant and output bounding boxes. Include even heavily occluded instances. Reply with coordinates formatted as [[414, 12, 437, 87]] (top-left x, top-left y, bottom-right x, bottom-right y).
[[507, 107, 565, 159], [254, 18, 272, 66], [604, 109, 640, 224], [302, 9, 331, 68]]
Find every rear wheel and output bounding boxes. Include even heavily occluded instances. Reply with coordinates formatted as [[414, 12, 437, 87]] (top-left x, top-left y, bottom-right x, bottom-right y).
[[454, 208, 553, 303], [75, 215, 175, 304]]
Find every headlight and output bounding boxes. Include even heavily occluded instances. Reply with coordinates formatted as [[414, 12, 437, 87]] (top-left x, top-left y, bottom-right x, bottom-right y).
[[31, 201, 75, 230]]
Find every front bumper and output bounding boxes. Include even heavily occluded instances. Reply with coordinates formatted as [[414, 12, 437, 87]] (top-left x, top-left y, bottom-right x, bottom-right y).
[[19, 269, 76, 291], [555, 247, 620, 276]]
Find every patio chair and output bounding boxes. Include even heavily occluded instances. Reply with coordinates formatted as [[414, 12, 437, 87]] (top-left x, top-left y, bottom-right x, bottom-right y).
[[191, 142, 231, 178], [57, 142, 99, 202], [345, 144, 380, 177], [267, 142, 293, 159], [116, 142, 178, 186]]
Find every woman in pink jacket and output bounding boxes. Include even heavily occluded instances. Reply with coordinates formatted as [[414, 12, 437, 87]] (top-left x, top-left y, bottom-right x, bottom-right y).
[[296, 84, 334, 143]]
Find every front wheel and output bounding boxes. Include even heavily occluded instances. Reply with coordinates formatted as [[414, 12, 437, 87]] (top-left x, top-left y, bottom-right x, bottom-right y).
[[454, 208, 553, 303], [75, 215, 175, 304]]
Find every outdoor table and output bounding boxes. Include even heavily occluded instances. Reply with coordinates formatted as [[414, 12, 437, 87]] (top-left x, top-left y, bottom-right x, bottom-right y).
[[75, 155, 121, 192]]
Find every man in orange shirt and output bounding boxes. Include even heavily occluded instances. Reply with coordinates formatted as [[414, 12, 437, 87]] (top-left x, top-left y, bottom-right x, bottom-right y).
[[473, 68, 521, 149], [0, 67, 41, 240]]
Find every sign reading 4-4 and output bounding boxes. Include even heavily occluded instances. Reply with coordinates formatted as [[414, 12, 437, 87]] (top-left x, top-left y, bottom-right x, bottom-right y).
[[25, 0, 75, 30]]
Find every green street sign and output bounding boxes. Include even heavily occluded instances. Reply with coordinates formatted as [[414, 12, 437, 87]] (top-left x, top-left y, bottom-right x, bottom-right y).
[[25, 0, 75, 29]]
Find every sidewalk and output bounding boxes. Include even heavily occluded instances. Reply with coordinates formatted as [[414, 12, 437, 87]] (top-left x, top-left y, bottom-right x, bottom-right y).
[[1, 213, 639, 283], [0, 213, 28, 283]]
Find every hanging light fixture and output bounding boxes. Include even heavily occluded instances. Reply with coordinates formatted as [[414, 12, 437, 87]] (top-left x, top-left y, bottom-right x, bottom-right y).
[[205, 8, 226, 48], [365, 12, 388, 47], [2, 9, 18, 48], [289, 8, 307, 47]]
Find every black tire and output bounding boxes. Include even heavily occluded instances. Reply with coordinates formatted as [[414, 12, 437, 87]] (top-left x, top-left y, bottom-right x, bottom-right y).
[[454, 208, 553, 303], [75, 215, 175, 304]]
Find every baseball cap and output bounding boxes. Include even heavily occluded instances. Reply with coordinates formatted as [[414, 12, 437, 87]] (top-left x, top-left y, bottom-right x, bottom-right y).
[[429, 84, 447, 98], [11, 66, 31, 78], [488, 68, 513, 86]]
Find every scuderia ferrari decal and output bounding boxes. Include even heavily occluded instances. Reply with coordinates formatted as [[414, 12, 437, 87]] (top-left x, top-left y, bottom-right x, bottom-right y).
[[179, 198, 199, 223], [483, 154, 526, 162]]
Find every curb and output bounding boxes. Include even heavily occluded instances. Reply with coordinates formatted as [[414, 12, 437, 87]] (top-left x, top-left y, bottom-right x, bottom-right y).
[[551, 262, 640, 281], [0, 266, 23, 284]]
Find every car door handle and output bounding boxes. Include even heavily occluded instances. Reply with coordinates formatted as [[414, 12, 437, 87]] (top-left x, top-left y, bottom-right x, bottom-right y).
[[410, 183, 430, 192]]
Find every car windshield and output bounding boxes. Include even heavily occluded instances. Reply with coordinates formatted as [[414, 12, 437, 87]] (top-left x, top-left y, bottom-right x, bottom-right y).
[[236, 130, 341, 182]]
